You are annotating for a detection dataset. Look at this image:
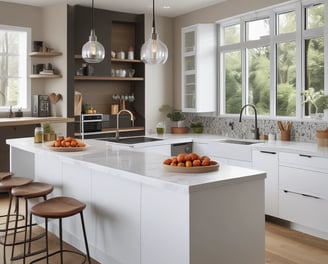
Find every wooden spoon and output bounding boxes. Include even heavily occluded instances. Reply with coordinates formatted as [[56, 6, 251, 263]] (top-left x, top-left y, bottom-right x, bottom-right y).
[[55, 93, 62, 104], [49, 93, 56, 104]]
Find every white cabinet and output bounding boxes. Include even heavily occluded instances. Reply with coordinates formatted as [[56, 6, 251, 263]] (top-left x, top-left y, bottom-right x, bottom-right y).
[[252, 150, 278, 217], [279, 152, 328, 234], [181, 24, 216, 113], [207, 141, 252, 168]]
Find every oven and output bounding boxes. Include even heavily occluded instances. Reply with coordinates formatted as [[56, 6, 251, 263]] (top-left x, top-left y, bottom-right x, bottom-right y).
[[79, 114, 103, 133]]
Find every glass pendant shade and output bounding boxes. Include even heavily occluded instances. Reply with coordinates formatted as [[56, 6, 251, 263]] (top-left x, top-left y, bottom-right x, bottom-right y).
[[140, 0, 168, 64], [81, 0, 105, 63], [141, 28, 168, 64], [82, 29, 105, 63]]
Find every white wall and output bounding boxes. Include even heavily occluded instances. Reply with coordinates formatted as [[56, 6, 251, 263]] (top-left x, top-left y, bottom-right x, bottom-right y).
[[144, 14, 174, 133]]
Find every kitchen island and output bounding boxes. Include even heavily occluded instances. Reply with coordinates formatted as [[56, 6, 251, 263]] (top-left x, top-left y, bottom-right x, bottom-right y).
[[7, 137, 266, 264]]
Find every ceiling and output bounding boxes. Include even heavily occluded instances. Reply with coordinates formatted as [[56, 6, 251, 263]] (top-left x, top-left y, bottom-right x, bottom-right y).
[[4, 0, 226, 17]]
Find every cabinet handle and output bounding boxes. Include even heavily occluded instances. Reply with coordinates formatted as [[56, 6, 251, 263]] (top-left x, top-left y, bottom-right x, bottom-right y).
[[260, 150, 276, 155], [283, 190, 320, 199], [299, 154, 312, 158]]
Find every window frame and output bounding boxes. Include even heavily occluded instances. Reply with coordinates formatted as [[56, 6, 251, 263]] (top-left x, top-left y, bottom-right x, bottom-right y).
[[0, 24, 31, 113], [217, 0, 325, 120]]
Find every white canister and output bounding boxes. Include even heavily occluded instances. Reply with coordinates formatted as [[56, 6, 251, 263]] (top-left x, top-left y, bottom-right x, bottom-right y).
[[268, 133, 276, 143], [128, 51, 134, 60]]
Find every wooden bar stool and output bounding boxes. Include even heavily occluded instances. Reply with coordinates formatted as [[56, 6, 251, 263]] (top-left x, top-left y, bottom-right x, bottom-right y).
[[0, 174, 33, 264], [30, 196, 91, 264], [11, 182, 54, 263]]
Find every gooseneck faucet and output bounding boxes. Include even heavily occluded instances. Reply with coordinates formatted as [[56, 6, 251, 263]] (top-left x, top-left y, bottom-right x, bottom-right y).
[[116, 109, 134, 140], [239, 104, 259, 140]]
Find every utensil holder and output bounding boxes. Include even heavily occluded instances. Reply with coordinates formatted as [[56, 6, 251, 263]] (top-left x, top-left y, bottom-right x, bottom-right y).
[[280, 130, 290, 141]]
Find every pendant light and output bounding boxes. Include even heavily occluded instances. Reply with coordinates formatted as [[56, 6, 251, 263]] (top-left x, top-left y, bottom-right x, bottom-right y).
[[82, 0, 105, 63], [140, 0, 168, 64]]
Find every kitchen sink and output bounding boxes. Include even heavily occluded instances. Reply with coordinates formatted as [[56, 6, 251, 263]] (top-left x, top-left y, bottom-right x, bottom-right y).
[[98, 136, 163, 144], [218, 139, 262, 145]]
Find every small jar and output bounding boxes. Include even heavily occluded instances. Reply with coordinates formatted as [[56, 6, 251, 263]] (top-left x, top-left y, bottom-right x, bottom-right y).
[[34, 126, 43, 143]]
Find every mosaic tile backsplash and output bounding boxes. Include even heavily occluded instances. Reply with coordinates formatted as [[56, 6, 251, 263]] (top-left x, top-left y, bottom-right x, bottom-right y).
[[184, 114, 328, 143]]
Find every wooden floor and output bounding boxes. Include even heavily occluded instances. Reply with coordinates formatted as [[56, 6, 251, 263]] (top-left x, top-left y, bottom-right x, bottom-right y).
[[1, 193, 328, 263]]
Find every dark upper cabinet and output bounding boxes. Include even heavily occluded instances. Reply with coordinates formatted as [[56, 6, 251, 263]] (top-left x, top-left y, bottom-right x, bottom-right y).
[[73, 5, 111, 76]]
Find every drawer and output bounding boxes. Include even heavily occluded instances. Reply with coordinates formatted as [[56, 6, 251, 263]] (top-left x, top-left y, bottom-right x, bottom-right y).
[[279, 166, 328, 199], [279, 189, 328, 233], [279, 152, 328, 172]]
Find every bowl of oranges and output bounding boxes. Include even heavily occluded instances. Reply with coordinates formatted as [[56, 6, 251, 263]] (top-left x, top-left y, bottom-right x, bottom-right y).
[[162, 152, 219, 173], [47, 136, 87, 152]]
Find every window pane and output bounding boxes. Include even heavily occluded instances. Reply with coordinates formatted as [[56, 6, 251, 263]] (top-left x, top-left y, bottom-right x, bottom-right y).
[[0, 27, 28, 108], [248, 46, 270, 115], [246, 18, 270, 41], [223, 24, 240, 45], [8, 56, 19, 76], [306, 4, 324, 29], [278, 11, 296, 34], [276, 41, 296, 116], [224, 51, 242, 114], [304, 37, 324, 115]]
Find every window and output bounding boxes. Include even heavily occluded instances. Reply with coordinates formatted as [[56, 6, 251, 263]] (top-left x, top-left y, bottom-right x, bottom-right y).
[[0, 25, 30, 112], [219, 0, 325, 118]]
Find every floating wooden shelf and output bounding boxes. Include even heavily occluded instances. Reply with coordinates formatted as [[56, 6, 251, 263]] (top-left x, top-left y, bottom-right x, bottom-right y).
[[74, 76, 144, 81], [74, 54, 142, 63], [29, 51, 62, 57], [30, 74, 62, 79]]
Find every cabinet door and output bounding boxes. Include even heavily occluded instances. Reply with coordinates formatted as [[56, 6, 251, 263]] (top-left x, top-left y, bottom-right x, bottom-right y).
[[252, 150, 278, 217], [181, 24, 216, 113], [92, 169, 141, 264]]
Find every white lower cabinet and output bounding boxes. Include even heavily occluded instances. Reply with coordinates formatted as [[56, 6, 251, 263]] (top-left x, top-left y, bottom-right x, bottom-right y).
[[279, 152, 328, 233], [252, 150, 278, 217]]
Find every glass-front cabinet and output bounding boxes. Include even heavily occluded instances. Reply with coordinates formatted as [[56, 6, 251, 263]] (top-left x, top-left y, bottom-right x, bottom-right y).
[[181, 24, 216, 112]]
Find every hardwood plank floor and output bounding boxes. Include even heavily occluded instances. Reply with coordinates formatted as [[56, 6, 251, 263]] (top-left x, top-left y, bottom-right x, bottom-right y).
[[265, 220, 328, 264], [2, 193, 328, 263]]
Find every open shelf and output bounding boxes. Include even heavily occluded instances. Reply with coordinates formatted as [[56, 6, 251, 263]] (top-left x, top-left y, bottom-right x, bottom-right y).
[[29, 51, 62, 57], [74, 76, 144, 81], [30, 74, 62, 79]]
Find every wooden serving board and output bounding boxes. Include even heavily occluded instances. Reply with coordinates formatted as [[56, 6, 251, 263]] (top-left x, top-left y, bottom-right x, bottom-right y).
[[163, 161, 219, 173]]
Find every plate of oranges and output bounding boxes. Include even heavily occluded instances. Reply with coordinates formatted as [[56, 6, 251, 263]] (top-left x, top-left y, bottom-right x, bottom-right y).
[[162, 152, 219, 173], [47, 137, 87, 152]]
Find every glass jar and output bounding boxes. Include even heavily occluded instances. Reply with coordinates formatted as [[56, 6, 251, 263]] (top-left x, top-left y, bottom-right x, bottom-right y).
[[156, 121, 165, 135], [34, 126, 43, 143]]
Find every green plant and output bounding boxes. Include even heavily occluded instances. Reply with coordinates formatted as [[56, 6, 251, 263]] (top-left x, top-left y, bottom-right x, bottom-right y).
[[159, 104, 185, 122], [190, 122, 204, 133], [43, 123, 55, 134], [190, 122, 203, 128]]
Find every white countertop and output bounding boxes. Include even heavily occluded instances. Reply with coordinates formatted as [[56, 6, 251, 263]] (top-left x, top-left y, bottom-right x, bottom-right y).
[[7, 137, 266, 193]]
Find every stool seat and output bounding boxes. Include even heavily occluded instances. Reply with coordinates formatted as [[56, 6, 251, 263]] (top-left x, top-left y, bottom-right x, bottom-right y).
[[31, 196, 86, 219], [0, 172, 13, 181], [12, 182, 53, 199], [0, 177, 32, 191], [30, 196, 91, 263]]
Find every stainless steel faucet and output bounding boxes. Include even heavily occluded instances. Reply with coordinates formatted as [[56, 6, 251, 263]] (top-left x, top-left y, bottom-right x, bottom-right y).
[[116, 109, 134, 140], [239, 104, 259, 140]]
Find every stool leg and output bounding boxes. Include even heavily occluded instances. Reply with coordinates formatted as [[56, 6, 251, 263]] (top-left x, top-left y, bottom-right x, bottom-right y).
[[45, 217, 49, 264], [80, 211, 91, 264], [59, 218, 63, 264], [10, 196, 22, 261], [2, 192, 14, 264]]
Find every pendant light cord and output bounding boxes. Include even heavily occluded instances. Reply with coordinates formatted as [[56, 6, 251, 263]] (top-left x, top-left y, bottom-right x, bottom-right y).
[[152, 0, 155, 29], [91, 0, 95, 30]]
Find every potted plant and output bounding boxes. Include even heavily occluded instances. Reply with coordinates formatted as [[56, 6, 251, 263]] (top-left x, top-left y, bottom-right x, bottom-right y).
[[159, 104, 188, 134], [190, 122, 204, 133], [43, 123, 56, 142]]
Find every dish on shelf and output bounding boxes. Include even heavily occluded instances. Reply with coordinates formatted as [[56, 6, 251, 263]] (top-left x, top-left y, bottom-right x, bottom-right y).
[[163, 161, 219, 173]]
